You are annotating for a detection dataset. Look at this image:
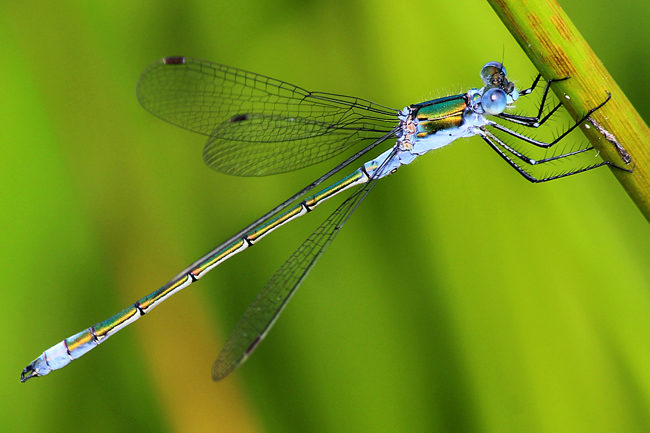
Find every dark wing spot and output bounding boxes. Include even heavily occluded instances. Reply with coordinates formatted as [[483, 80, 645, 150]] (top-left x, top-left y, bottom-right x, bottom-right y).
[[163, 56, 186, 65], [230, 114, 249, 123]]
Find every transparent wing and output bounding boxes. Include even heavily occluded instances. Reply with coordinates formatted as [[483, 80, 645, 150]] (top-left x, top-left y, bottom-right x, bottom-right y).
[[136, 57, 398, 176], [211, 155, 389, 380]]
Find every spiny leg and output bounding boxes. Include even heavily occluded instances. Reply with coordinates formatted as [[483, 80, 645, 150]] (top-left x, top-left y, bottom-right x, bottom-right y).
[[519, 74, 543, 96], [483, 127, 594, 166], [487, 92, 612, 150], [478, 128, 631, 183], [498, 75, 570, 128]]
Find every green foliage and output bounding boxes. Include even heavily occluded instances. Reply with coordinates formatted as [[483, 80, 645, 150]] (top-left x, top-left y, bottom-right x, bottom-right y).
[[489, 0, 650, 220]]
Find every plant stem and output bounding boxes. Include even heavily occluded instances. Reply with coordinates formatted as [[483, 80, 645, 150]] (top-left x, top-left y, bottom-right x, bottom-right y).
[[488, 0, 650, 221]]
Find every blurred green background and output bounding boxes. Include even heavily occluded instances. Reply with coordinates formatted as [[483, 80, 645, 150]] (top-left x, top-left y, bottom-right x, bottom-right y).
[[2, 1, 650, 432]]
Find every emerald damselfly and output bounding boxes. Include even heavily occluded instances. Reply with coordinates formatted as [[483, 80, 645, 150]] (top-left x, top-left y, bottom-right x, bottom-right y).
[[21, 57, 629, 382]]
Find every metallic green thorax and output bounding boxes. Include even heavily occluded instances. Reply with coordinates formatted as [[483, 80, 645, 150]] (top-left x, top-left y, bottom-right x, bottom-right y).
[[410, 95, 468, 137]]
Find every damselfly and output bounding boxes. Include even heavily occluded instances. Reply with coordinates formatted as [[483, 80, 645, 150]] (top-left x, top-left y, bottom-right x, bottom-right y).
[[21, 57, 629, 382]]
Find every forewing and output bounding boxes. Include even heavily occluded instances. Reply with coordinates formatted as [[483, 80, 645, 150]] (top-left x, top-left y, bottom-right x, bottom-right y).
[[137, 57, 397, 176]]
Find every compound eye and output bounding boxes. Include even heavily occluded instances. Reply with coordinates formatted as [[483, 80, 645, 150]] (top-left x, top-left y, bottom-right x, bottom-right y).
[[480, 61, 506, 85], [481, 88, 507, 115]]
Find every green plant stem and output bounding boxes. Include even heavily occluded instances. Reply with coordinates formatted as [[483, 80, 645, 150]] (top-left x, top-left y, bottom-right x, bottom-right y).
[[488, 0, 650, 222]]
